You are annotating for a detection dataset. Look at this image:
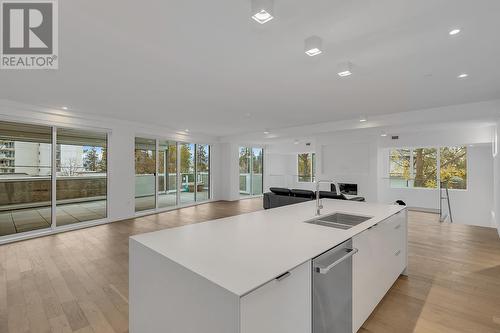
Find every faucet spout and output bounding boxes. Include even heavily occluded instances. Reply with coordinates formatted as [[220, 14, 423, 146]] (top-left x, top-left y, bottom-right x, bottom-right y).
[[315, 180, 335, 216]]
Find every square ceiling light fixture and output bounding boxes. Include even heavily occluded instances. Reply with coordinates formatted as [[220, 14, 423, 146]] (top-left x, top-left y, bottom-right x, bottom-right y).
[[251, 0, 274, 24], [337, 62, 353, 77], [305, 36, 323, 57]]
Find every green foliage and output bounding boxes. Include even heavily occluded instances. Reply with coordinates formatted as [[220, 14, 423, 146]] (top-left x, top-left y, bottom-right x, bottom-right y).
[[298, 153, 315, 182], [440, 146, 467, 189], [84, 147, 100, 172], [389, 146, 467, 189], [180, 144, 193, 173]]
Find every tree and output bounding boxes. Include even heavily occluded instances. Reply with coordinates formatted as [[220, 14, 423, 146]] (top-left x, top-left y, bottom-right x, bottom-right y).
[[413, 148, 437, 188], [84, 147, 99, 172], [298, 153, 313, 182], [197, 145, 209, 172], [98, 147, 107, 172], [252, 149, 263, 174], [60, 158, 82, 176], [440, 146, 467, 189], [239, 148, 250, 174], [135, 149, 155, 174], [180, 144, 192, 174]]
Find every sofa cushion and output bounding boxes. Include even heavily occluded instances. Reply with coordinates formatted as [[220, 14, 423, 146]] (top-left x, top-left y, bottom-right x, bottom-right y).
[[290, 189, 315, 199], [269, 187, 291, 196]]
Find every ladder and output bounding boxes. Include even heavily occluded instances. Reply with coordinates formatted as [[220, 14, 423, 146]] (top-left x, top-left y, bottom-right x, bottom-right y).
[[439, 181, 453, 223]]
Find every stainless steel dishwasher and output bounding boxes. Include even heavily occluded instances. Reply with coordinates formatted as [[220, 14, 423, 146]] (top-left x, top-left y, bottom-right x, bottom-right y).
[[312, 239, 358, 333]]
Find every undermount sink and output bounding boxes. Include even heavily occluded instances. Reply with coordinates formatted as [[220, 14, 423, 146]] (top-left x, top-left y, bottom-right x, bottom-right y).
[[306, 213, 372, 230]]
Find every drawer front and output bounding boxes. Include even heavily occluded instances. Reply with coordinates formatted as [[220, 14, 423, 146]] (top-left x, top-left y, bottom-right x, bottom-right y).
[[240, 261, 311, 333]]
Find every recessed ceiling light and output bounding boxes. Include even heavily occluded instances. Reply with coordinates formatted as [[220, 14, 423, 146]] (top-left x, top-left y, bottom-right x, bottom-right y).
[[251, 0, 274, 24], [61, 106, 68, 110], [293, 140, 299, 145], [264, 130, 270, 135], [449, 29, 461, 36], [305, 36, 323, 57], [457, 73, 468, 79], [252, 10, 274, 24], [359, 116, 367, 122], [381, 132, 388, 137], [305, 48, 322, 57], [337, 62, 353, 77], [338, 70, 352, 77], [184, 129, 190, 132]]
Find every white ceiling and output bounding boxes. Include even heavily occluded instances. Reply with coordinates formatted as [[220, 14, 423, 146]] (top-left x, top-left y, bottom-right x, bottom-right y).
[[1, 0, 500, 137]]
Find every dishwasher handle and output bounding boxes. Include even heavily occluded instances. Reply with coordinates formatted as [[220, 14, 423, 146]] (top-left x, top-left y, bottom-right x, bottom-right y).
[[314, 248, 358, 274]]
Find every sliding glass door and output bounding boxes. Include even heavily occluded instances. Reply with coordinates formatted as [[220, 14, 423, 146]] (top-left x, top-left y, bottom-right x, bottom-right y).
[[158, 140, 177, 208], [135, 137, 156, 212], [0, 121, 52, 236], [135, 138, 211, 213], [196, 144, 210, 202], [251, 148, 263, 196], [239, 147, 263, 197], [0, 120, 109, 239], [180, 143, 195, 204], [56, 128, 107, 225]]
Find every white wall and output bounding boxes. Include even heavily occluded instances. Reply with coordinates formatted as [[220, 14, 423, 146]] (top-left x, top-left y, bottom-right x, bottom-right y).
[[494, 122, 500, 235], [378, 144, 494, 226]]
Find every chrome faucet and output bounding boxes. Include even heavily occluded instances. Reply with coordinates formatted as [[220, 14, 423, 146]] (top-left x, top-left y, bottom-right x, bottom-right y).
[[315, 180, 336, 216]]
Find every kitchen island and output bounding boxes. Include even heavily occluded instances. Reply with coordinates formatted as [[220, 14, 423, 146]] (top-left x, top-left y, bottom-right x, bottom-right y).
[[130, 199, 407, 333]]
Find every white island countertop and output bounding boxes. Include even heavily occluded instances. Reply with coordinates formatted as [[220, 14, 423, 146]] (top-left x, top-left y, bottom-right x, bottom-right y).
[[130, 200, 405, 297]]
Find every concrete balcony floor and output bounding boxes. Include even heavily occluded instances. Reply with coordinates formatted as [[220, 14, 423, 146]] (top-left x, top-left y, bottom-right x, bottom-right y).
[[0, 191, 210, 237]]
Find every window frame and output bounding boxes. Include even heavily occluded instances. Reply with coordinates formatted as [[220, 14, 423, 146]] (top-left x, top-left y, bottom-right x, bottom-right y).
[[388, 145, 468, 191], [297, 152, 316, 183]]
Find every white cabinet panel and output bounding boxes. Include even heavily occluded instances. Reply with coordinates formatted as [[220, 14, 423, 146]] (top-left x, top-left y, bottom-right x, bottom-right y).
[[241, 261, 312, 333], [352, 210, 408, 333]]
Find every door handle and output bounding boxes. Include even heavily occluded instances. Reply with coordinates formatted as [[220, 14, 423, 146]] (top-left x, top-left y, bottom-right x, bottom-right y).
[[314, 248, 358, 274]]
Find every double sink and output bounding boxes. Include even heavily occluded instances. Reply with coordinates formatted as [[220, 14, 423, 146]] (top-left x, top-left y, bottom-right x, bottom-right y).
[[306, 213, 372, 230]]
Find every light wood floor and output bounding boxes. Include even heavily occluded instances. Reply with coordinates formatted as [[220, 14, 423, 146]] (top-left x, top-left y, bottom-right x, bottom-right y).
[[1, 199, 499, 333]]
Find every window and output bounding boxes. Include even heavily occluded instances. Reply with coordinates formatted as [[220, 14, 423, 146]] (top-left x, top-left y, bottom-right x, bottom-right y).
[[135, 137, 156, 212], [389, 149, 411, 188], [158, 140, 177, 208], [0, 120, 109, 238], [297, 153, 315, 182], [239, 147, 263, 197], [412, 148, 437, 188], [179, 143, 195, 204], [196, 144, 210, 202], [135, 138, 210, 211], [0, 121, 52, 236], [56, 128, 108, 225], [389, 146, 467, 190], [440, 146, 467, 189]]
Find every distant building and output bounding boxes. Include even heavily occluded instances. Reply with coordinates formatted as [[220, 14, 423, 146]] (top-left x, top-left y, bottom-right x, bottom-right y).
[[0, 141, 83, 176]]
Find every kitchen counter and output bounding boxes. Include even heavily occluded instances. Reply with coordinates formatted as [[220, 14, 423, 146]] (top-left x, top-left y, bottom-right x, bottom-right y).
[[130, 199, 405, 296]]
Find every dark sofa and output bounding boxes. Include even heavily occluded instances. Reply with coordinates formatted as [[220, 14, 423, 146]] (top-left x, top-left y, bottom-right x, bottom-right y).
[[263, 187, 365, 210]]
